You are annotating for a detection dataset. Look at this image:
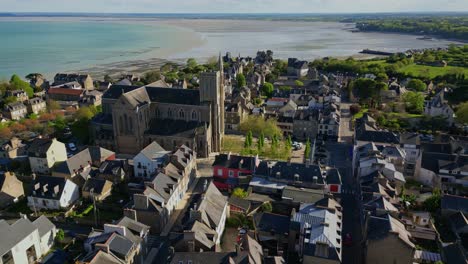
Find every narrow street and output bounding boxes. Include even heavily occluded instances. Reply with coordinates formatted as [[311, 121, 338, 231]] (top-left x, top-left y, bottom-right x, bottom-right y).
[[339, 101, 354, 144]]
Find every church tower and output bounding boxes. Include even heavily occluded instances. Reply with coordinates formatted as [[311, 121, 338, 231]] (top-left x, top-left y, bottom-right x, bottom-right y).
[[199, 53, 225, 153]]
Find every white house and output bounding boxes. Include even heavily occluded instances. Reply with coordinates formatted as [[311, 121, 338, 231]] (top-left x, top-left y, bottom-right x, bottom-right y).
[[0, 215, 56, 264], [424, 88, 455, 126], [28, 138, 67, 175], [133, 141, 170, 179], [28, 176, 80, 210]]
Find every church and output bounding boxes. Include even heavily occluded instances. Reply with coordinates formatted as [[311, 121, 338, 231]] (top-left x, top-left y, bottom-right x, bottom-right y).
[[91, 61, 225, 158]]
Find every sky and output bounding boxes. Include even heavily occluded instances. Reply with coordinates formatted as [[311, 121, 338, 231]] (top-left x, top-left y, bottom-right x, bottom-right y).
[[2, 0, 468, 13]]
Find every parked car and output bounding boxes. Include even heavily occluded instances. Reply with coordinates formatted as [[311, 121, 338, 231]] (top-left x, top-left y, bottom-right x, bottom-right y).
[[68, 142, 77, 152]]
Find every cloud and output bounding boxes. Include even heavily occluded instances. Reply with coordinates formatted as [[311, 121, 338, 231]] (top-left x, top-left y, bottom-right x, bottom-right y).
[[2, 0, 468, 13]]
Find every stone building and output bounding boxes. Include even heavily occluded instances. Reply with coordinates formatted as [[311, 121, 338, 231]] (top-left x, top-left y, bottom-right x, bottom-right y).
[[91, 56, 225, 157]]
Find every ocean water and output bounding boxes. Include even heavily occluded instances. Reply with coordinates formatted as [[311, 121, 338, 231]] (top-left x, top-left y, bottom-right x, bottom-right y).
[[0, 17, 463, 79], [0, 20, 200, 79]]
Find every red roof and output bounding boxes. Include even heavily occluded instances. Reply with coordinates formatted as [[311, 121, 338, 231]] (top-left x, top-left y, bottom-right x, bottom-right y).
[[48, 88, 84, 96], [269, 97, 288, 102]]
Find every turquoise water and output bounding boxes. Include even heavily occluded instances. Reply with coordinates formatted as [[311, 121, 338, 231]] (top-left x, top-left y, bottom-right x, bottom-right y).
[[0, 20, 197, 79]]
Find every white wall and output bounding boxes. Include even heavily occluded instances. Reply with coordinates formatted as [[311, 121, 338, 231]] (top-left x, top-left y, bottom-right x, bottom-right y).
[[9, 229, 42, 264], [39, 227, 56, 254], [59, 180, 80, 208], [46, 140, 67, 169]]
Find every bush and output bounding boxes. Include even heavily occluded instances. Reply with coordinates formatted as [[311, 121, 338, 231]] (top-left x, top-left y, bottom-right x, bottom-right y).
[[232, 188, 248, 198], [261, 202, 272, 212], [261, 82, 274, 98], [349, 104, 361, 115], [56, 229, 65, 242], [407, 79, 427, 92]]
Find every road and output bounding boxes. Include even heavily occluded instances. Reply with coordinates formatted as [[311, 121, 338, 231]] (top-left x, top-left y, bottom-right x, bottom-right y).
[[339, 100, 354, 144], [325, 142, 362, 264]]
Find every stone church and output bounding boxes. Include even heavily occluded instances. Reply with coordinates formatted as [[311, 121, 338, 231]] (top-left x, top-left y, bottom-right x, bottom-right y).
[[91, 59, 225, 158]]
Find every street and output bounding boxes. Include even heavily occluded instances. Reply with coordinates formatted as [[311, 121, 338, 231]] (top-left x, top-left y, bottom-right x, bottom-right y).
[[339, 102, 354, 144]]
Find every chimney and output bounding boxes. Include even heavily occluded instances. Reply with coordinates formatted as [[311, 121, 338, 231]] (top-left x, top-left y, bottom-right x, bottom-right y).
[[227, 152, 231, 160], [123, 209, 138, 221]]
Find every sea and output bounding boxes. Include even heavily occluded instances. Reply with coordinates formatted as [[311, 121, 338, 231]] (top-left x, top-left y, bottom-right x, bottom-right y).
[[0, 13, 463, 79]]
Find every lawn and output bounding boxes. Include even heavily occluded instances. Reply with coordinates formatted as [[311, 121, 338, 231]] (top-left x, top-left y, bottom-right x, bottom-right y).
[[398, 64, 468, 79], [353, 108, 369, 119], [222, 135, 292, 161]]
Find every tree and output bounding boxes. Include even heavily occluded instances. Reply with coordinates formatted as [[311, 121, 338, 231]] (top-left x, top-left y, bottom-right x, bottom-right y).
[[285, 135, 292, 151], [143, 71, 161, 84], [376, 72, 389, 83], [294, 80, 304, 86], [25, 73, 43, 81], [456, 102, 468, 124], [247, 131, 253, 148], [0, 127, 12, 140], [259, 132, 265, 148], [403, 92, 424, 114], [279, 86, 292, 92], [74, 106, 95, 121], [10, 123, 26, 133], [55, 229, 65, 242], [232, 188, 248, 198], [261, 82, 274, 98], [423, 190, 441, 213], [376, 81, 388, 91], [239, 116, 282, 138], [186, 58, 198, 69], [304, 138, 311, 160], [261, 202, 272, 212], [10, 74, 33, 97], [407, 79, 427, 92], [47, 100, 61, 112], [3, 96, 17, 105], [352, 78, 378, 100], [349, 104, 361, 116], [236, 73, 246, 88]]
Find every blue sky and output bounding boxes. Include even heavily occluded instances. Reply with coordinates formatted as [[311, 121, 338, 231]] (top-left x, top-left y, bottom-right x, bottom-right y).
[[2, 0, 468, 13]]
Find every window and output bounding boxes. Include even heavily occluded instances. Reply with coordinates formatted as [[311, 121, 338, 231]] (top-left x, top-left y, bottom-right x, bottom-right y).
[[192, 111, 197, 120], [179, 109, 185, 119], [168, 109, 173, 117], [217, 169, 223, 176], [229, 170, 234, 178], [314, 243, 329, 258]]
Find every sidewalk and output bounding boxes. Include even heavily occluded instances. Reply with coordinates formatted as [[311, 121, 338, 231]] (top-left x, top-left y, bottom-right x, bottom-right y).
[[160, 176, 200, 236]]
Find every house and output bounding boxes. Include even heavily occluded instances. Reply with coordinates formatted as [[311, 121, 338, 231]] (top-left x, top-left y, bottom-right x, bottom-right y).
[[290, 198, 342, 263], [27, 175, 80, 210], [83, 217, 149, 264], [0, 137, 27, 160], [366, 213, 415, 264], [53, 73, 94, 90], [254, 212, 290, 256], [28, 138, 67, 175], [0, 216, 56, 264], [424, 88, 455, 126], [277, 116, 294, 136], [279, 100, 297, 118], [88, 146, 115, 167], [400, 133, 421, 177], [52, 148, 93, 186], [25, 97, 46, 114], [287, 58, 309, 77], [47, 87, 85, 107], [81, 90, 103, 107], [212, 153, 257, 190], [228, 196, 251, 214], [318, 112, 340, 140], [97, 81, 112, 91], [354, 114, 400, 145], [5, 90, 29, 102], [3, 102, 27, 120], [281, 186, 324, 204], [177, 182, 228, 252], [125, 145, 196, 234], [133, 141, 170, 179], [0, 172, 24, 209], [82, 178, 113, 201], [441, 194, 468, 217], [292, 109, 319, 141], [95, 160, 128, 183]]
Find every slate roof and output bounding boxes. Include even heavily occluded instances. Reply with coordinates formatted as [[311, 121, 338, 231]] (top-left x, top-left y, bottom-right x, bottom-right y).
[[254, 212, 290, 235], [0, 218, 39, 256], [88, 146, 115, 164], [145, 172, 178, 203], [198, 182, 228, 230], [442, 195, 468, 214], [170, 252, 234, 264], [30, 176, 68, 200], [449, 211, 468, 232], [139, 141, 168, 160], [102, 85, 141, 99], [442, 242, 468, 264], [367, 214, 414, 248], [116, 216, 150, 235], [82, 178, 110, 195], [54, 148, 92, 176], [213, 154, 256, 171], [190, 220, 217, 249], [255, 161, 323, 184], [146, 86, 200, 105], [79, 250, 122, 264], [33, 215, 55, 237], [355, 116, 400, 144], [400, 133, 420, 145], [281, 186, 324, 204], [28, 138, 55, 155], [326, 168, 342, 185], [228, 196, 251, 211]]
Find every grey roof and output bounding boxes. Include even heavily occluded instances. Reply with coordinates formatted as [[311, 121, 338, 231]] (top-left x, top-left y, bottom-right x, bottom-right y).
[[116, 216, 150, 235], [30, 176, 68, 200], [212, 154, 256, 171], [442, 195, 468, 214], [108, 233, 134, 258], [0, 218, 39, 256], [103, 84, 141, 99], [88, 146, 115, 164], [146, 172, 178, 203], [442, 243, 468, 264], [170, 252, 234, 264], [82, 178, 110, 195], [255, 161, 323, 185], [254, 212, 290, 235], [326, 168, 342, 185], [33, 215, 55, 237], [228, 196, 251, 211], [139, 141, 168, 160], [5, 102, 26, 111], [79, 250, 122, 264], [400, 133, 420, 145], [54, 148, 92, 176], [367, 214, 414, 248], [146, 118, 206, 137], [281, 186, 324, 204], [145, 86, 201, 105], [449, 211, 468, 232], [198, 182, 228, 229], [27, 138, 55, 154], [190, 220, 217, 249]]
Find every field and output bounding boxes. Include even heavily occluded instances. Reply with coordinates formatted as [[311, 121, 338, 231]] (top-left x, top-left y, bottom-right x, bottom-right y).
[[366, 60, 468, 79], [222, 135, 292, 161]]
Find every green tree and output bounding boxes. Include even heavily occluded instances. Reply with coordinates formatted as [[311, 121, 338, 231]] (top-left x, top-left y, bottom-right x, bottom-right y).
[[423, 190, 441, 213], [279, 86, 292, 92], [304, 138, 311, 160], [232, 188, 248, 198], [247, 131, 253, 147], [456, 102, 468, 124], [143, 71, 161, 84], [261, 82, 274, 98], [285, 135, 292, 151], [236, 73, 246, 88], [403, 91, 425, 114], [187, 58, 198, 69], [3, 96, 17, 105], [352, 78, 378, 100], [74, 106, 95, 121], [376, 72, 389, 82], [376, 81, 389, 91], [407, 79, 427, 92], [261, 202, 272, 212], [259, 132, 265, 148], [56, 229, 65, 242], [10, 74, 33, 97], [294, 80, 304, 86], [239, 116, 282, 138], [47, 99, 61, 112]]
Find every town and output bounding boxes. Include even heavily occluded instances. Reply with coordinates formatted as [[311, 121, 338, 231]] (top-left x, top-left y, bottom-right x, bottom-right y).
[[0, 47, 467, 264]]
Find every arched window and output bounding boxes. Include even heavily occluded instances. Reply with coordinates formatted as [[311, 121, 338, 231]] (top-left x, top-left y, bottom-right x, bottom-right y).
[[168, 108, 172, 118], [192, 111, 197, 120], [179, 109, 185, 119], [155, 108, 160, 118], [129, 119, 133, 131]]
